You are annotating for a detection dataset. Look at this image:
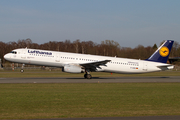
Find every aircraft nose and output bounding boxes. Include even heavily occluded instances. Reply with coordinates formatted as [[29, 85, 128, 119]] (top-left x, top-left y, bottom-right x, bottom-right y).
[[4, 54, 9, 60]]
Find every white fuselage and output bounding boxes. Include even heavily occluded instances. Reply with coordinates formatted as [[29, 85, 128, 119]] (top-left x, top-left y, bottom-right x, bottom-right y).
[[4, 48, 173, 73]]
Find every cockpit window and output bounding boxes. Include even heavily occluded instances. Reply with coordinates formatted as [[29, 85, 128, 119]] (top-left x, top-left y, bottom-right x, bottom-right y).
[[10, 51, 17, 54]]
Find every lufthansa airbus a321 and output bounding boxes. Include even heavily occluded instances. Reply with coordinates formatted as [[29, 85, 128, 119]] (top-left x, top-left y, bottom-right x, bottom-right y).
[[4, 40, 174, 79]]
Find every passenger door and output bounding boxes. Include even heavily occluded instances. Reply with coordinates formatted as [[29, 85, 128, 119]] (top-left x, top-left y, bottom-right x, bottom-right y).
[[55, 53, 60, 62], [143, 62, 148, 71], [21, 50, 26, 59]]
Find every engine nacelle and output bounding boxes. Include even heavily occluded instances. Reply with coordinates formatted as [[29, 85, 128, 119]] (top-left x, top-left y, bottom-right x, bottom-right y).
[[62, 65, 83, 73]]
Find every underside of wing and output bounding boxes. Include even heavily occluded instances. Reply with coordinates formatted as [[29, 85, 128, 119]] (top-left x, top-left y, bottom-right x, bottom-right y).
[[80, 60, 111, 71]]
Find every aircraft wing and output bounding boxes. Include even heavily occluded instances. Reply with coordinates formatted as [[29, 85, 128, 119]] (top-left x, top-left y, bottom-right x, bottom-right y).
[[79, 60, 111, 71]]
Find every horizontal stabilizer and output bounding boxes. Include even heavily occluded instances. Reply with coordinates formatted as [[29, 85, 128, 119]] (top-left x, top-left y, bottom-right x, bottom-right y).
[[157, 65, 174, 70]]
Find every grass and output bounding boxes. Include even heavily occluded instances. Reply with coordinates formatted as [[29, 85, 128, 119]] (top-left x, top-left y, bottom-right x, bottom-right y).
[[1, 83, 180, 119], [0, 69, 180, 78], [0, 70, 180, 119]]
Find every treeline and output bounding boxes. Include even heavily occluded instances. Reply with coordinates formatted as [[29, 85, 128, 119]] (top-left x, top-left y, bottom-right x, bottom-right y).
[[1, 39, 180, 64]]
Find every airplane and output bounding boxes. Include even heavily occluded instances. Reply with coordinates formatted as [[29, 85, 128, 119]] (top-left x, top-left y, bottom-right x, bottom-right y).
[[4, 40, 174, 79]]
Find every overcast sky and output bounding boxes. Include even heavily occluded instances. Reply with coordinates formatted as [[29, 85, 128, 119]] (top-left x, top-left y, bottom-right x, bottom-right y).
[[0, 0, 180, 48]]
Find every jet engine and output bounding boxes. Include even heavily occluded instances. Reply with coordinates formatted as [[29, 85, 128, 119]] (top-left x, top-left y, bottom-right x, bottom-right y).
[[62, 64, 83, 73]]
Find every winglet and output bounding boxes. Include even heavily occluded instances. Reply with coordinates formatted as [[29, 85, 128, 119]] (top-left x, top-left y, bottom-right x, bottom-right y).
[[146, 40, 174, 63]]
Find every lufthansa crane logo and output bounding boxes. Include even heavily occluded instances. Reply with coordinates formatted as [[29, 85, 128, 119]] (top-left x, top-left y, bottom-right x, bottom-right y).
[[159, 46, 169, 57]]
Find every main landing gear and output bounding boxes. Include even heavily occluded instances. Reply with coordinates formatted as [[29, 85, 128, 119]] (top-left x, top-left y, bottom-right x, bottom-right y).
[[84, 71, 92, 79]]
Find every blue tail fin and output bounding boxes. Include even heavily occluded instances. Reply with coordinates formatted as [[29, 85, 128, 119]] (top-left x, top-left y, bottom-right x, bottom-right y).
[[146, 40, 174, 63]]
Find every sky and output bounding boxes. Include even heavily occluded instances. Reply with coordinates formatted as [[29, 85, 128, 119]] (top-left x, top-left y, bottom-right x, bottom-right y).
[[0, 0, 180, 48]]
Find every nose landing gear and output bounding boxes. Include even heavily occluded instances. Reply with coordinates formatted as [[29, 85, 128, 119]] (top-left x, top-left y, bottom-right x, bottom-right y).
[[20, 64, 25, 73], [20, 69, 24, 73]]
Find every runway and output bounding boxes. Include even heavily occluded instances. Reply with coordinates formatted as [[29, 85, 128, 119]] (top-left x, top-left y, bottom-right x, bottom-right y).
[[1, 76, 180, 120], [0, 76, 180, 83], [40, 116, 180, 120]]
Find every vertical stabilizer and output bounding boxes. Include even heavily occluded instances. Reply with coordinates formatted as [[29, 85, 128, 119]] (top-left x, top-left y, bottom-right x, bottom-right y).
[[146, 40, 174, 63]]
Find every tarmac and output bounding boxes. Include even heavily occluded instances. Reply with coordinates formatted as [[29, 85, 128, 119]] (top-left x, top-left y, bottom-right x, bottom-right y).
[[0, 76, 180, 83]]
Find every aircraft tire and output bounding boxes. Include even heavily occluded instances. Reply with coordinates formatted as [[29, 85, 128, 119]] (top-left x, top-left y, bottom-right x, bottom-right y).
[[84, 74, 87, 78], [86, 74, 92, 79], [20, 69, 24, 73]]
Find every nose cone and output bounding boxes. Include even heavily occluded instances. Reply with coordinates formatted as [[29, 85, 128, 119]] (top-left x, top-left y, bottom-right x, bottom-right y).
[[4, 54, 9, 60]]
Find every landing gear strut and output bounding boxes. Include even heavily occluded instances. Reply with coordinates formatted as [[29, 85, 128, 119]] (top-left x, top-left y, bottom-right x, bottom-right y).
[[84, 71, 92, 79], [20, 64, 25, 73]]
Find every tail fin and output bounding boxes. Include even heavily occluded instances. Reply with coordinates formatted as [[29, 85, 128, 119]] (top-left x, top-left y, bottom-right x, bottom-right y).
[[146, 40, 174, 63]]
